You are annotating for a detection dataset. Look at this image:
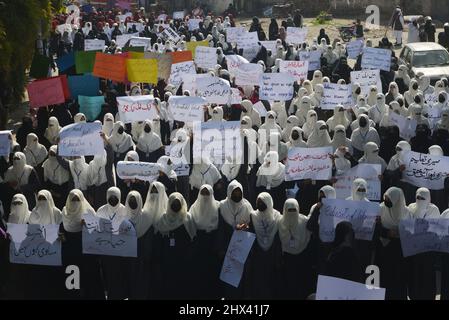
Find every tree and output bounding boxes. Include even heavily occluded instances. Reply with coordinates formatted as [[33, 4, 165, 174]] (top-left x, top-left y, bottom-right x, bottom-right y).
[[0, 0, 62, 129]]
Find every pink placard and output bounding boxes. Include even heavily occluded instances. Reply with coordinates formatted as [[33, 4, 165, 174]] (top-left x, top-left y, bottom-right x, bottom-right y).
[[27, 76, 66, 108]]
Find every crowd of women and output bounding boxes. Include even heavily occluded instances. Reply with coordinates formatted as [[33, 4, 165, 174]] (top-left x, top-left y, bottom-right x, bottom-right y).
[[1, 5, 449, 300]]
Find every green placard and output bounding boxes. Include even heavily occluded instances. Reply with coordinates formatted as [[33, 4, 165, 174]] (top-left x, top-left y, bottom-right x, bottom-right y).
[[75, 51, 98, 74], [123, 46, 145, 53]]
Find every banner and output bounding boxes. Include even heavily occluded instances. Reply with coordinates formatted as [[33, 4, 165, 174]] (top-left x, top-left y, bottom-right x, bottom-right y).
[[82, 213, 137, 257], [286, 27, 308, 44], [299, 51, 321, 71], [75, 50, 97, 73], [235, 63, 264, 86], [27, 76, 66, 108], [279, 60, 309, 82], [319, 198, 381, 242], [388, 112, 417, 141], [316, 275, 385, 300], [260, 41, 277, 54], [229, 88, 243, 105], [93, 52, 127, 82], [126, 59, 158, 84], [399, 218, 449, 257], [78, 95, 104, 121], [116, 95, 158, 124], [0, 131, 11, 156], [219, 231, 256, 288], [361, 47, 392, 72], [402, 151, 449, 190], [59, 122, 103, 157], [126, 22, 145, 32], [346, 40, 365, 59], [194, 46, 218, 69], [8, 223, 62, 266], [242, 45, 259, 62], [226, 55, 249, 77], [186, 40, 209, 58], [285, 147, 333, 181], [193, 121, 241, 165], [259, 73, 295, 101], [334, 164, 382, 201], [116, 161, 161, 181], [168, 96, 206, 122], [196, 77, 232, 105], [84, 39, 105, 51], [168, 61, 196, 88], [226, 27, 246, 43], [181, 74, 211, 96], [321, 83, 353, 110], [68, 73, 99, 98], [350, 70, 382, 96]]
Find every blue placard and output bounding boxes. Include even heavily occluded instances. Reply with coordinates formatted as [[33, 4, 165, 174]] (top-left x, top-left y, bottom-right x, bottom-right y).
[[78, 95, 105, 121], [56, 51, 75, 72], [68, 73, 100, 98]]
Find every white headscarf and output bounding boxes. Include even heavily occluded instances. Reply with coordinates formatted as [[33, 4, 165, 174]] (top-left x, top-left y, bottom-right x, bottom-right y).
[[190, 184, 219, 232], [74, 113, 87, 123], [221, 156, 241, 182], [295, 96, 312, 126], [331, 125, 352, 152], [8, 194, 30, 224], [219, 180, 252, 227], [102, 113, 114, 137], [303, 110, 317, 140], [43, 145, 70, 185], [209, 106, 225, 122], [287, 126, 307, 148], [96, 187, 127, 223], [4, 152, 33, 186], [126, 191, 152, 238], [69, 156, 89, 190], [347, 178, 369, 201], [387, 141, 411, 170], [307, 121, 331, 148], [87, 149, 108, 187], [131, 121, 145, 142], [367, 85, 379, 106], [155, 192, 196, 240], [310, 84, 324, 108], [271, 102, 288, 128], [62, 189, 95, 232], [108, 121, 134, 154], [252, 192, 281, 251], [327, 105, 350, 131], [350, 114, 380, 151], [142, 181, 168, 229], [282, 115, 300, 142], [278, 199, 311, 255], [241, 100, 261, 128], [44, 117, 61, 145], [311, 70, 323, 89], [359, 142, 387, 172], [407, 188, 440, 219], [157, 156, 177, 180], [136, 120, 162, 155], [29, 190, 62, 225], [189, 156, 221, 190], [256, 151, 285, 189], [334, 147, 351, 175], [23, 133, 48, 167], [380, 187, 409, 246]]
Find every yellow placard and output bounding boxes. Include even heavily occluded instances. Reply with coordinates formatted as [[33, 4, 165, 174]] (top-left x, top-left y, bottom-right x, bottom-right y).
[[186, 40, 209, 58], [126, 59, 158, 84], [129, 51, 145, 59]]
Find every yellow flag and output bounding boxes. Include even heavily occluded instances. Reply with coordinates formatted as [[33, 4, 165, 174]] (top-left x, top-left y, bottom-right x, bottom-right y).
[[126, 59, 158, 84], [186, 40, 209, 58]]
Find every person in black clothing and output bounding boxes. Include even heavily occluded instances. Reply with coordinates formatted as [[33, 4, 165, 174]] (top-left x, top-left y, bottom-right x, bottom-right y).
[[293, 9, 303, 28], [16, 116, 35, 151], [410, 124, 433, 154], [355, 19, 364, 39], [73, 28, 84, 51], [268, 18, 279, 41], [332, 57, 352, 84], [249, 16, 267, 41], [318, 28, 330, 45], [111, 23, 122, 40], [424, 16, 436, 42], [438, 23, 449, 49]]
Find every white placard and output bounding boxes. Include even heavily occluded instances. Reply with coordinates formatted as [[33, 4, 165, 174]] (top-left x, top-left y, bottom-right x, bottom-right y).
[[321, 83, 353, 110], [8, 223, 61, 266], [389, 112, 417, 141], [128, 37, 152, 50], [181, 73, 211, 96], [84, 39, 105, 51], [346, 40, 365, 59], [285, 147, 333, 181], [361, 47, 392, 72], [82, 213, 137, 257], [299, 51, 321, 71], [169, 61, 196, 88], [236, 32, 259, 50], [316, 275, 385, 300], [402, 151, 449, 190], [196, 76, 232, 105], [173, 11, 185, 20], [286, 27, 308, 44], [194, 46, 218, 69], [116, 32, 140, 48], [253, 101, 268, 117], [168, 96, 206, 122], [350, 70, 382, 96], [160, 27, 181, 43], [259, 73, 295, 101], [219, 231, 256, 288], [229, 88, 243, 105], [116, 95, 158, 124], [226, 27, 246, 43], [334, 164, 382, 201], [126, 22, 144, 32], [59, 122, 103, 157], [319, 198, 381, 242], [279, 60, 309, 82], [242, 46, 259, 62], [165, 145, 190, 176], [188, 19, 202, 31], [235, 63, 264, 86], [0, 130, 11, 156], [260, 41, 277, 54], [116, 161, 162, 181], [226, 55, 249, 77]]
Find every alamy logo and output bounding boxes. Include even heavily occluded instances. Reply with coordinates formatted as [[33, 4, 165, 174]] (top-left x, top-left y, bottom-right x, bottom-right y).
[[65, 265, 80, 290], [365, 265, 380, 289], [366, 5, 381, 30]]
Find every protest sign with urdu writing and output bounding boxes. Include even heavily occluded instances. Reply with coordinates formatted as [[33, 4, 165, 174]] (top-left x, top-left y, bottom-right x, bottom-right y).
[[235, 63, 264, 86], [285, 147, 333, 181], [321, 83, 353, 110], [168, 96, 206, 123], [316, 275, 385, 300], [229, 88, 243, 105], [116, 33, 140, 48], [346, 40, 364, 59], [286, 27, 308, 44], [319, 198, 381, 242], [186, 40, 209, 58], [236, 32, 259, 50], [116, 161, 162, 182], [361, 47, 392, 72], [116, 95, 158, 124], [165, 145, 190, 176], [82, 213, 137, 257], [259, 73, 295, 101], [299, 51, 321, 71], [128, 37, 152, 50], [219, 231, 256, 288], [226, 27, 246, 43], [59, 122, 103, 157], [168, 61, 196, 88], [188, 19, 202, 31], [196, 77, 232, 105], [226, 55, 250, 77], [194, 46, 218, 69], [84, 39, 105, 51], [279, 60, 309, 82], [160, 27, 181, 43], [350, 70, 382, 96], [388, 112, 417, 141], [334, 164, 382, 201], [8, 223, 61, 266], [401, 151, 449, 190]]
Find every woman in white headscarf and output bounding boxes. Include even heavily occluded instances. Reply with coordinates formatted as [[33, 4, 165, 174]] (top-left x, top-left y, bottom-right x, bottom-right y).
[[350, 114, 380, 159], [310, 84, 324, 108], [240, 116, 258, 144], [385, 82, 403, 105], [404, 79, 420, 107], [73, 113, 87, 123], [42, 145, 70, 209], [131, 120, 145, 143], [23, 133, 47, 176], [29, 190, 61, 225], [142, 181, 168, 231], [353, 95, 368, 118], [436, 108, 449, 132], [331, 125, 352, 153], [311, 70, 323, 90], [7, 194, 30, 224], [4, 152, 40, 209], [295, 96, 313, 127], [44, 117, 61, 147], [116, 150, 147, 203], [208, 106, 225, 122], [241, 100, 261, 129], [156, 156, 177, 196], [408, 104, 431, 128], [259, 131, 288, 162], [271, 102, 288, 128], [244, 192, 282, 299], [306, 121, 331, 148], [278, 199, 314, 299], [358, 142, 387, 173], [332, 146, 353, 176], [136, 120, 163, 163], [326, 105, 350, 133], [395, 65, 411, 94], [404, 187, 439, 300], [281, 115, 300, 142], [368, 93, 388, 125], [302, 110, 317, 141], [374, 187, 409, 300], [102, 113, 114, 138], [109, 121, 134, 165], [154, 192, 196, 299], [256, 151, 286, 212], [366, 85, 378, 107], [189, 184, 222, 299], [419, 75, 435, 96], [286, 127, 307, 148], [189, 156, 223, 204]]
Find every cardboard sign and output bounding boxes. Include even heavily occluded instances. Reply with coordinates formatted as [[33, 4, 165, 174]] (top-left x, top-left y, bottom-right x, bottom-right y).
[[259, 73, 295, 101], [27, 76, 66, 108], [93, 52, 127, 82], [285, 147, 333, 181], [126, 59, 158, 84], [116, 95, 158, 124]]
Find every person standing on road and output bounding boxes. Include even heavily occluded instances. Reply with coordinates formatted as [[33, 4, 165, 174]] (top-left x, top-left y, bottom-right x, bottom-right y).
[[390, 6, 404, 47]]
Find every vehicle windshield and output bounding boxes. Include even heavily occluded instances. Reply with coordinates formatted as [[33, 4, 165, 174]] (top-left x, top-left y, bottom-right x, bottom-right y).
[[412, 50, 449, 67]]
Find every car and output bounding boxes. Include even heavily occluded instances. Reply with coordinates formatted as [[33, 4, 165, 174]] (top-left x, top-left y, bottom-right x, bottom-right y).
[[398, 42, 449, 84]]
